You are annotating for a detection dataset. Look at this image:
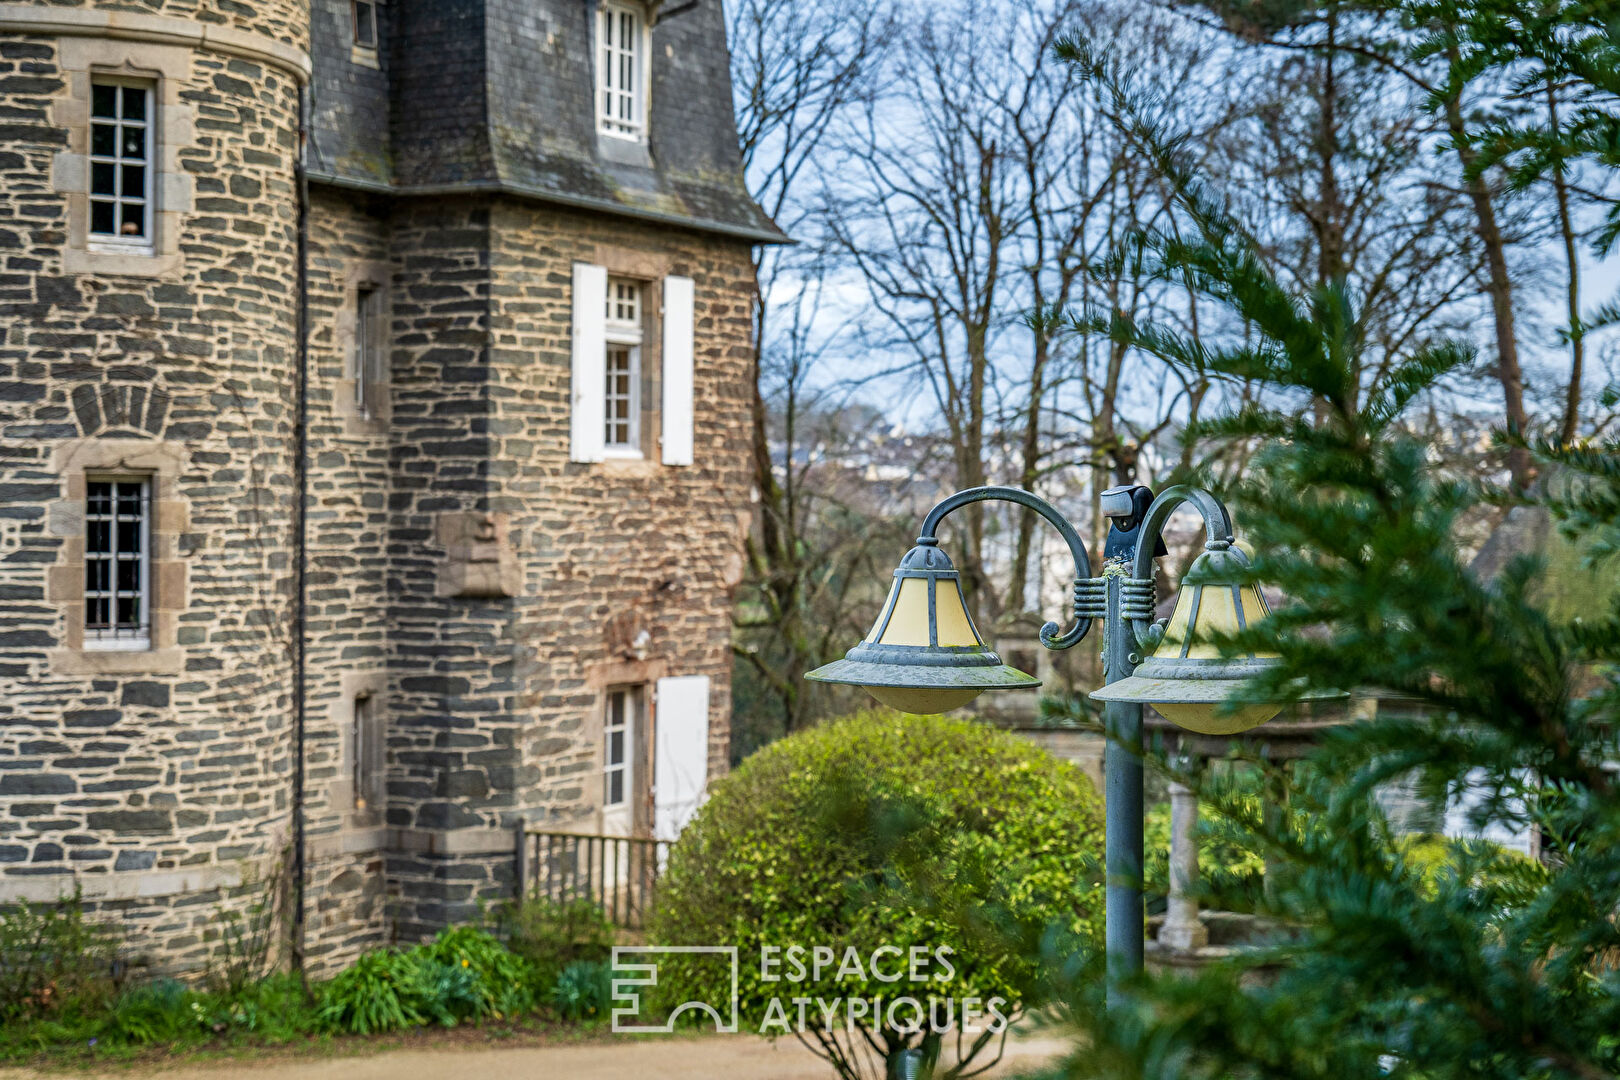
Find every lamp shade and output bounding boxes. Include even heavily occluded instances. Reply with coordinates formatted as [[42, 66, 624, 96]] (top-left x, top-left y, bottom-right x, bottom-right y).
[[804, 543, 1038, 714], [1089, 542, 1330, 734]]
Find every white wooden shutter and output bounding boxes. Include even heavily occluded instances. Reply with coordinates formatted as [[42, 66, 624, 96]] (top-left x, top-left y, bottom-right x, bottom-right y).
[[653, 675, 710, 841], [661, 275, 695, 466], [570, 262, 608, 463]]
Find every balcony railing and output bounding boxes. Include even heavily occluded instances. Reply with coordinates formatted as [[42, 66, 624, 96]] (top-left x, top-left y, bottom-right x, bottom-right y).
[[514, 827, 670, 930]]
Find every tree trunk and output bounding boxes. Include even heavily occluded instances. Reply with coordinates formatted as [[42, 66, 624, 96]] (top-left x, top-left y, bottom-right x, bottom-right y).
[[1005, 331, 1049, 617], [956, 322, 992, 625], [1548, 82, 1584, 446], [746, 276, 804, 733], [1312, 13, 1347, 422], [1442, 58, 1532, 490]]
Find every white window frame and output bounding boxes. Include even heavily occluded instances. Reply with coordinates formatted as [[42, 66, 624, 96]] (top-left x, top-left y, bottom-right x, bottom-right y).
[[87, 77, 155, 255], [596, 1, 648, 142], [603, 277, 644, 457], [83, 475, 151, 652], [603, 685, 639, 809]]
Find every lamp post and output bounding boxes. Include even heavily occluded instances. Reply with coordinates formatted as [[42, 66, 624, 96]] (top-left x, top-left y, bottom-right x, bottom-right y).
[[806, 482, 1337, 1001]]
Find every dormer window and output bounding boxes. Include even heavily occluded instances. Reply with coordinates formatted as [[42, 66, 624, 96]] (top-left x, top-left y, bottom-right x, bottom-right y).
[[350, 0, 381, 67], [352, 1, 378, 48], [597, 2, 646, 141]]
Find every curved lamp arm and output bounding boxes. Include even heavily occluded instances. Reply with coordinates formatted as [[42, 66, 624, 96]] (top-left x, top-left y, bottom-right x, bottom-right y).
[[1127, 484, 1236, 647], [918, 485, 1094, 651]]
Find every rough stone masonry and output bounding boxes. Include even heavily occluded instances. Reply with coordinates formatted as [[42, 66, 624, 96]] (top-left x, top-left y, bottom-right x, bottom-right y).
[[0, 0, 781, 975]]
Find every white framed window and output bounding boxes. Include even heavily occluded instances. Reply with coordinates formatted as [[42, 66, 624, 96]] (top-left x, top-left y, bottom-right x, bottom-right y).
[[352, 693, 384, 813], [597, 2, 646, 141], [603, 277, 643, 455], [88, 79, 154, 252], [604, 685, 641, 808], [353, 284, 386, 419], [84, 477, 150, 650]]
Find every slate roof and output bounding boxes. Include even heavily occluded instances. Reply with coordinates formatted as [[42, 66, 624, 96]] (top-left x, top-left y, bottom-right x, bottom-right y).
[[306, 0, 785, 243]]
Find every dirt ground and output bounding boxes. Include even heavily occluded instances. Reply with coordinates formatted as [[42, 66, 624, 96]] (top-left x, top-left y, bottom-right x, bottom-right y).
[[0, 1029, 1068, 1080]]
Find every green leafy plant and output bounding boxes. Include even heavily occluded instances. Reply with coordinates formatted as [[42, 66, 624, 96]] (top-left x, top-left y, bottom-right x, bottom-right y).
[[206, 864, 285, 997], [315, 948, 428, 1035], [101, 979, 201, 1045], [494, 896, 614, 994], [1144, 794, 1268, 914], [200, 973, 320, 1042], [549, 959, 613, 1022], [0, 922, 545, 1058], [415, 925, 536, 1020], [652, 708, 1103, 1080], [315, 927, 542, 1035], [0, 888, 121, 1023]]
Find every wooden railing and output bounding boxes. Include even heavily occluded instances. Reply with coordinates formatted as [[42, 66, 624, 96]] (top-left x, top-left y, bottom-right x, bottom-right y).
[[514, 828, 670, 930]]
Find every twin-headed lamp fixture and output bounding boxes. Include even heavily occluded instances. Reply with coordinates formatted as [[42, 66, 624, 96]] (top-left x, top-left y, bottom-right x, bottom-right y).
[[806, 484, 1312, 734]]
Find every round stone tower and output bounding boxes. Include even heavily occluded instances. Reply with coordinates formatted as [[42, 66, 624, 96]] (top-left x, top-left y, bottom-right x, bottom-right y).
[[0, 1, 311, 972]]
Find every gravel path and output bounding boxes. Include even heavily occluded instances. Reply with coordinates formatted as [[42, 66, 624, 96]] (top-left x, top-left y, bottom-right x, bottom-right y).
[[0, 1031, 1067, 1080]]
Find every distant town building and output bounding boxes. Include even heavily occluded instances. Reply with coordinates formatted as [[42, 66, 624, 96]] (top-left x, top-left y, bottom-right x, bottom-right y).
[[0, 0, 780, 973]]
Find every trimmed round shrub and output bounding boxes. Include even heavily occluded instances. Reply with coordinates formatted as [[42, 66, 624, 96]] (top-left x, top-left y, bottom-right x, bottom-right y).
[[650, 709, 1103, 1073]]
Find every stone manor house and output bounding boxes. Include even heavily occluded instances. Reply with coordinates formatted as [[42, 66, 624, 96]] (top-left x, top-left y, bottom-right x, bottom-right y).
[[0, 0, 780, 973]]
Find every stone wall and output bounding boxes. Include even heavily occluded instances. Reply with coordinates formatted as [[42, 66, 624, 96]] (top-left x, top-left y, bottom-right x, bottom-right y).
[[0, 0, 759, 976], [0, 5, 307, 974], [373, 196, 754, 939], [489, 198, 752, 824], [299, 186, 393, 970]]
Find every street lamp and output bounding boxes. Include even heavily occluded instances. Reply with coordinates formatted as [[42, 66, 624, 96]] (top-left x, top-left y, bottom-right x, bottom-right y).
[[1090, 537, 1289, 734], [805, 482, 1335, 998], [803, 541, 1040, 715]]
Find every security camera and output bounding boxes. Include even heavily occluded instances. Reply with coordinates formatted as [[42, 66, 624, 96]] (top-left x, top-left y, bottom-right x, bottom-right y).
[[1101, 484, 1168, 560]]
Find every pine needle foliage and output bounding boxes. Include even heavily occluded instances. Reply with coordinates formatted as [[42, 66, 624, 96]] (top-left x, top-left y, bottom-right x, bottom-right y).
[[1043, 34, 1620, 1080]]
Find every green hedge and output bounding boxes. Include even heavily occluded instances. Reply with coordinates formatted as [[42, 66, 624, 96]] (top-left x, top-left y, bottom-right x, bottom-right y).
[[650, 708, 1105, 1031]]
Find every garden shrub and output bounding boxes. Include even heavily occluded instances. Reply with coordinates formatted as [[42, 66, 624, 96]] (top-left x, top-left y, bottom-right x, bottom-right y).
[[495, 896, 614, 994], [316, 926, 541, 1035], [0, 889, 121, 1022], [415, 926, 535, 1020], [408, 957, 488, 1028], [0, 970, 324, 1062], [650, 708, 1103, 1077], [1144, 786, 1269, 914], [549, 959, 613, 1021], [1394, 833, 1545, 902], [101, 979, 198, 1045], [0, 919, 559, 1058], [316, 948, 428, 1035]]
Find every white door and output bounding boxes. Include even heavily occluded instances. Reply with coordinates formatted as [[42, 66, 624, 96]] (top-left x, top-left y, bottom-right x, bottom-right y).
[[654, 675, 710, 841]]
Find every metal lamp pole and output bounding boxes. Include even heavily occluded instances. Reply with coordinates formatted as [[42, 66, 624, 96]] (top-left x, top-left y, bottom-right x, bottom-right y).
[[1101, 567, 1148, 989], [904, 482, 1238, 1005]]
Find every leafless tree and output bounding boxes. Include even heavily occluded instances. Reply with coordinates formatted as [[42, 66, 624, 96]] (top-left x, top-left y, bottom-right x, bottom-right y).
[[727, 0, 902, 739]]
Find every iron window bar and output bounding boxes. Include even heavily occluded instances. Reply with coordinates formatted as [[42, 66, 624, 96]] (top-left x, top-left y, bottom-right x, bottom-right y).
[[84, 478, 151, 648]]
